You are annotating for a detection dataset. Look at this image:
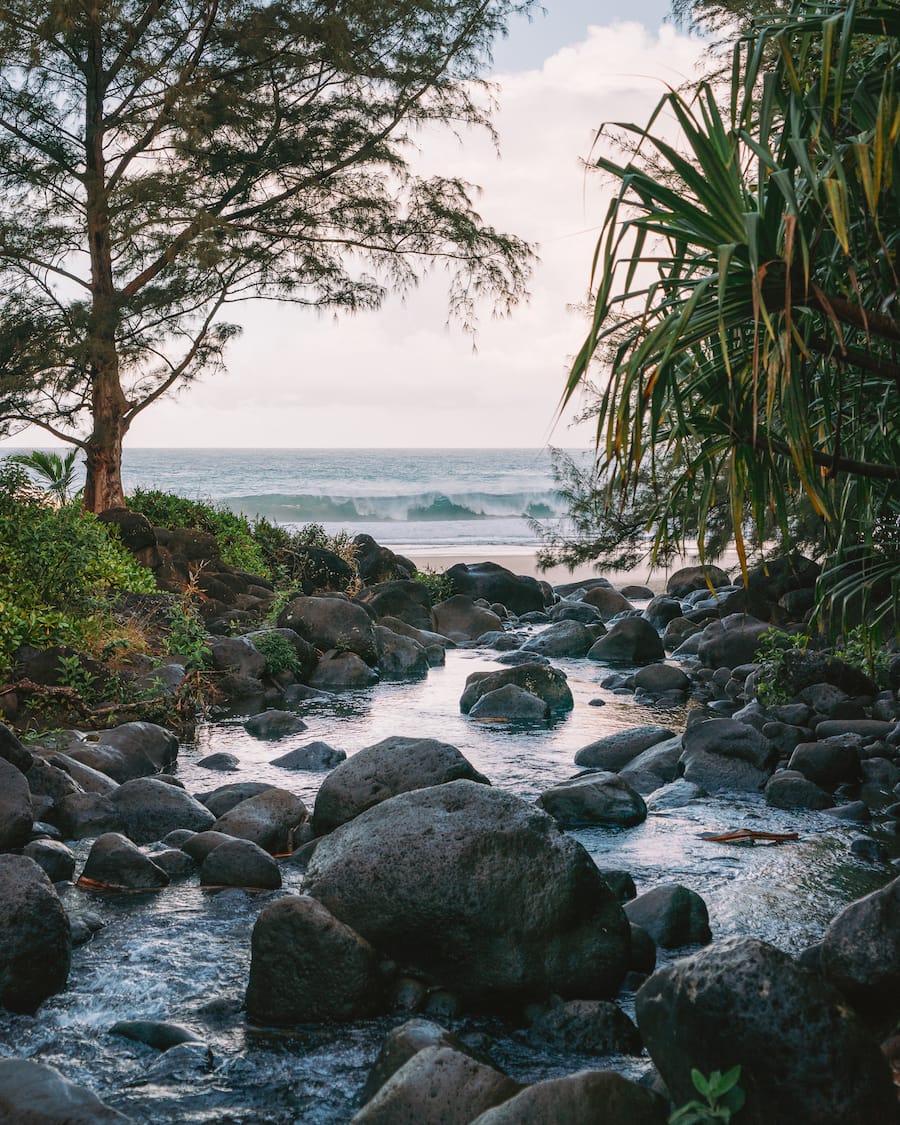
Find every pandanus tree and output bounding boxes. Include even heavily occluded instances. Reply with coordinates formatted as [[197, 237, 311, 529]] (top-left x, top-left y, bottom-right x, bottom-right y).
[[0, 1, 534, 513], [563, 0, 900, 629]]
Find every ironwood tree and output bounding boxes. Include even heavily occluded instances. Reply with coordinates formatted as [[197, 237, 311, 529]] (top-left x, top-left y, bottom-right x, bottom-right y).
[[0, 1, 534, 511]]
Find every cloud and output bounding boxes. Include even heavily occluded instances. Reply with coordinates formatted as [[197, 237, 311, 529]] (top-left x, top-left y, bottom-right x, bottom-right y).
[[122, 22, 704, 449]]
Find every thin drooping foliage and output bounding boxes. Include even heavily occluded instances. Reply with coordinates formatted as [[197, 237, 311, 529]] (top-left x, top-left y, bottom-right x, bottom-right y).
[[562, 0, 900, 631], [0, 1, 535, 512]]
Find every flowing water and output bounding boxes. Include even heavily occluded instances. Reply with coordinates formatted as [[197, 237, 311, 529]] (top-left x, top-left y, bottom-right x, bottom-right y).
[[0, 637, 889, 1123]]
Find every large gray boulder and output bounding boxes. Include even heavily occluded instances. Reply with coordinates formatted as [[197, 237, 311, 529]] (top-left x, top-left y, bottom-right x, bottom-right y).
[[360, 1019, 489, 1105], [0, 756, 33, 852], [636, 937, 896, 1125], [469, 685, 550, 722], [110, 777, 215, 844], [574, 726, 675, 771], [821, 875, 900, 1030], [432, 595, 503, 642], [469, 1070, 666, 1125], [304, 780, 631, 1006], [624, 884, 711, 948], [680, 718, 777, 791], [358, 580, 434, 631], [65, 722, 178, 781], [309, 651, 379, 690], [80, 833, 169, 891], [214, 788, 307, 854], [446, 561, 547, 615], [666, 565, 730, 597], [277, 595, 379, 665], [696, 615, 772, 670], [460, 665, 573, 715], [374, 626, 429, 680], [0, 1059, 134, 1123], [537, 774, 647, 828], [210, 635, 266, 678], [581, 587, 635, 620], [199, 837, 281, 890], [0, 855, 71, 1013], [312, 736, 489, 836], [521, 620, 595, 658], [246, 894, 381, 1025], [587, 618, 664, 664]]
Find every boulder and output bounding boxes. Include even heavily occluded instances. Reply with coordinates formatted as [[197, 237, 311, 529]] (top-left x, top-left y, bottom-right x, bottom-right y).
[[574, 726, 675, 771], [521, 620, 595, 658], [680, 718, 777, 791], [354, 535, 414, 585], [644, 778, 704, 809], [360, 1018, 488, 1105], [359, 580, 433, 630], [0, 722, 34, 772], [633, 663, 690, 694], [309, 651, 379, 690], [199, 837, 282, 890], [196, 752, 239, 771], [643, 597, 685, 630], [765, 771, 834, 809], [80, 833, 169, 891], [0, 855, 71, 1013], [180, 830, 236, 863], [696, 615, 772, 670], [587, 618, 664, 664], [209, 636, 266, 679], [277, 595, 379, 665], [788, 740, 860, 789], [244, 709, 308, 739], [468, 685, 550, 722], [374, 626, 429, 680], [581, 587, 635, 620], [196, 782, 277, 818], [110, 777, 216, 844], [214, 788, 307, 854], [0, 755, 33, 852], [271, 742, 346, 771], [22, 839, 76, 883], [460, 665, 573, 715], [547, 601, 602, 625], [666, 565, 730, 597], [636, 937, 897, 1125], [446, 561, 547, 615], [537, 774, 647, 828], [432, 595, 504, 642], [304, 780, 631, 1006], [780, 649, 879, 699], [528, 999, 642, 1055], [312, 736, 489, 835], [0, 1059, 133, 1123], [65, 722, 178, 782], [245, 895, 381, 1025], [284, 545, 355, 594], [745, 553, 821, 599], [821, 875, 900, 1030], [56, 793, 123, 839], [351, 1045, 520, 1125], [624, 884, 711, 947], [244, 627, 318, 682], [469, 1070, 666, 1125], [619, 735, 684, 788]]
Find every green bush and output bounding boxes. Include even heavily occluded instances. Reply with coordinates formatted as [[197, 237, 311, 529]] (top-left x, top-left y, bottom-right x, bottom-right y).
[[413, 567, 453, 604], [0, 460, 156, 673], [251, 631, 302, 677]]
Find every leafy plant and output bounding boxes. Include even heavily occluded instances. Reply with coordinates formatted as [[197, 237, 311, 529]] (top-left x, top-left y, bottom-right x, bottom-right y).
[[754, 628, 806, 706], [165, 601, 210, 669], [8, 449, 81, 503], [55, 653, 96, 701], [669, 1066, 745, 1124], [413, 568, 454, 604], [251, 631, 302, 678], [833, 626, 891, 688]]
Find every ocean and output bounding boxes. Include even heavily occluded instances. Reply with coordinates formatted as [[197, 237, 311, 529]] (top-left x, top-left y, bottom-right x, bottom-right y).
[[112, 446, 577, 551]]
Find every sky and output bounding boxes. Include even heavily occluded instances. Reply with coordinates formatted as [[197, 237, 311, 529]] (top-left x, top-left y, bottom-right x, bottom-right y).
[[6, 1, 704, 452]]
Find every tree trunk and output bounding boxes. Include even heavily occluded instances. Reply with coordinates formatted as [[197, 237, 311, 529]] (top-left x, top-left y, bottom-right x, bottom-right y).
[[83, 382, 128, 513]]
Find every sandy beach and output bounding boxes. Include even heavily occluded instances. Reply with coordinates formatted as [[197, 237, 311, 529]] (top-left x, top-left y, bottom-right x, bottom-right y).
[[395, 544, 743, 595]]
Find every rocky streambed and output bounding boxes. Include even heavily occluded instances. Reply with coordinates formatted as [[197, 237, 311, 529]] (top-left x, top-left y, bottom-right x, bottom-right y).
[[0, 556, 898, 1123]]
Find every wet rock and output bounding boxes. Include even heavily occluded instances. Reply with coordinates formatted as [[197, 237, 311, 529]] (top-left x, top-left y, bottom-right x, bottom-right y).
[[142, 1040, 214, 1081], [781, 650, 879, 699], [277, 595, 379, 665], [574, 726, 675, 771], [580, 587, 636, 621], [537, 773, 647, 828], [680, 718, 777, 791], [359, 581, 433, 630], [109, 1019, 203, 1051], [196, 781, 276, 818], [210, 636, 266, 678], [0, 721, 35, 772], [761, 721, 810, 756], [180, 830, 235, 862], [469, 685, 550, 722], [814, 718, 893, 742], [25, 757, 81, 809], [629, 923, 657, 974], [432, 595, 504, 642], [666, 565, 730, 597], [360, 1018, 487, 1105], [788, 740, 860, 789], [22, 839, 75, 883], [374, 625, 429, 680], [312, 736, 488, 836], [282, 683, 336, 705], [624, 884, 711, 948], [619, 736, 685, 788], [80, 833, 169, 891], [548, 601, 602, 625], [587, 617, 665, 665], [645, 778, 704, 810], [850, 836, 889, 864], [214, 788, 307, 854], [0, 1058, 133, 1123], [351, 1045, 519, 1125], [66, 722, 178, 782], [151, 848, 197, 879], [521, 620, 595, 658], [309, 650, 379, 690], [0, 755, 33, 852], [529, 999, 642, 1055], [244, 709, 308, 739], [595, 869, 636, 902], [0, 855, 71, 1013], [633, 663, 690, 694], [494, 650, 550, 667], [246, 894, 381, 1025], [305, 781, 631, 1006], [696, 615, 772, 670], [111, 777, 215, 844], [821, 875, 900, 1030], [460, 665, 573, 714], [469, 1069, 666, 1125], [56, 792, 123, 839], [447, 561, 547, 615], [68, 909, 105, 947], [196, 752, 239, 771], [765, 771, 833, 810], [271, 741, 346, 770], [636, 937, 897, 1125], [200, 837, 281, 890]]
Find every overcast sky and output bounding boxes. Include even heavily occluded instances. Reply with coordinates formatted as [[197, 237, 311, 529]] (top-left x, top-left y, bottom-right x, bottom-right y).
[[9, 2, 704, 451]]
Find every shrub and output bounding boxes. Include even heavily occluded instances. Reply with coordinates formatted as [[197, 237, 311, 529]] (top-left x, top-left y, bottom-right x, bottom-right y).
[[413, 567, 453, 604], [251, 631, 302, 677]]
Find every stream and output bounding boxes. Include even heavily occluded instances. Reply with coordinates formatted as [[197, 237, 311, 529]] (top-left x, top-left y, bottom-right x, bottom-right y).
[[0, 640, 890, 1123]]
